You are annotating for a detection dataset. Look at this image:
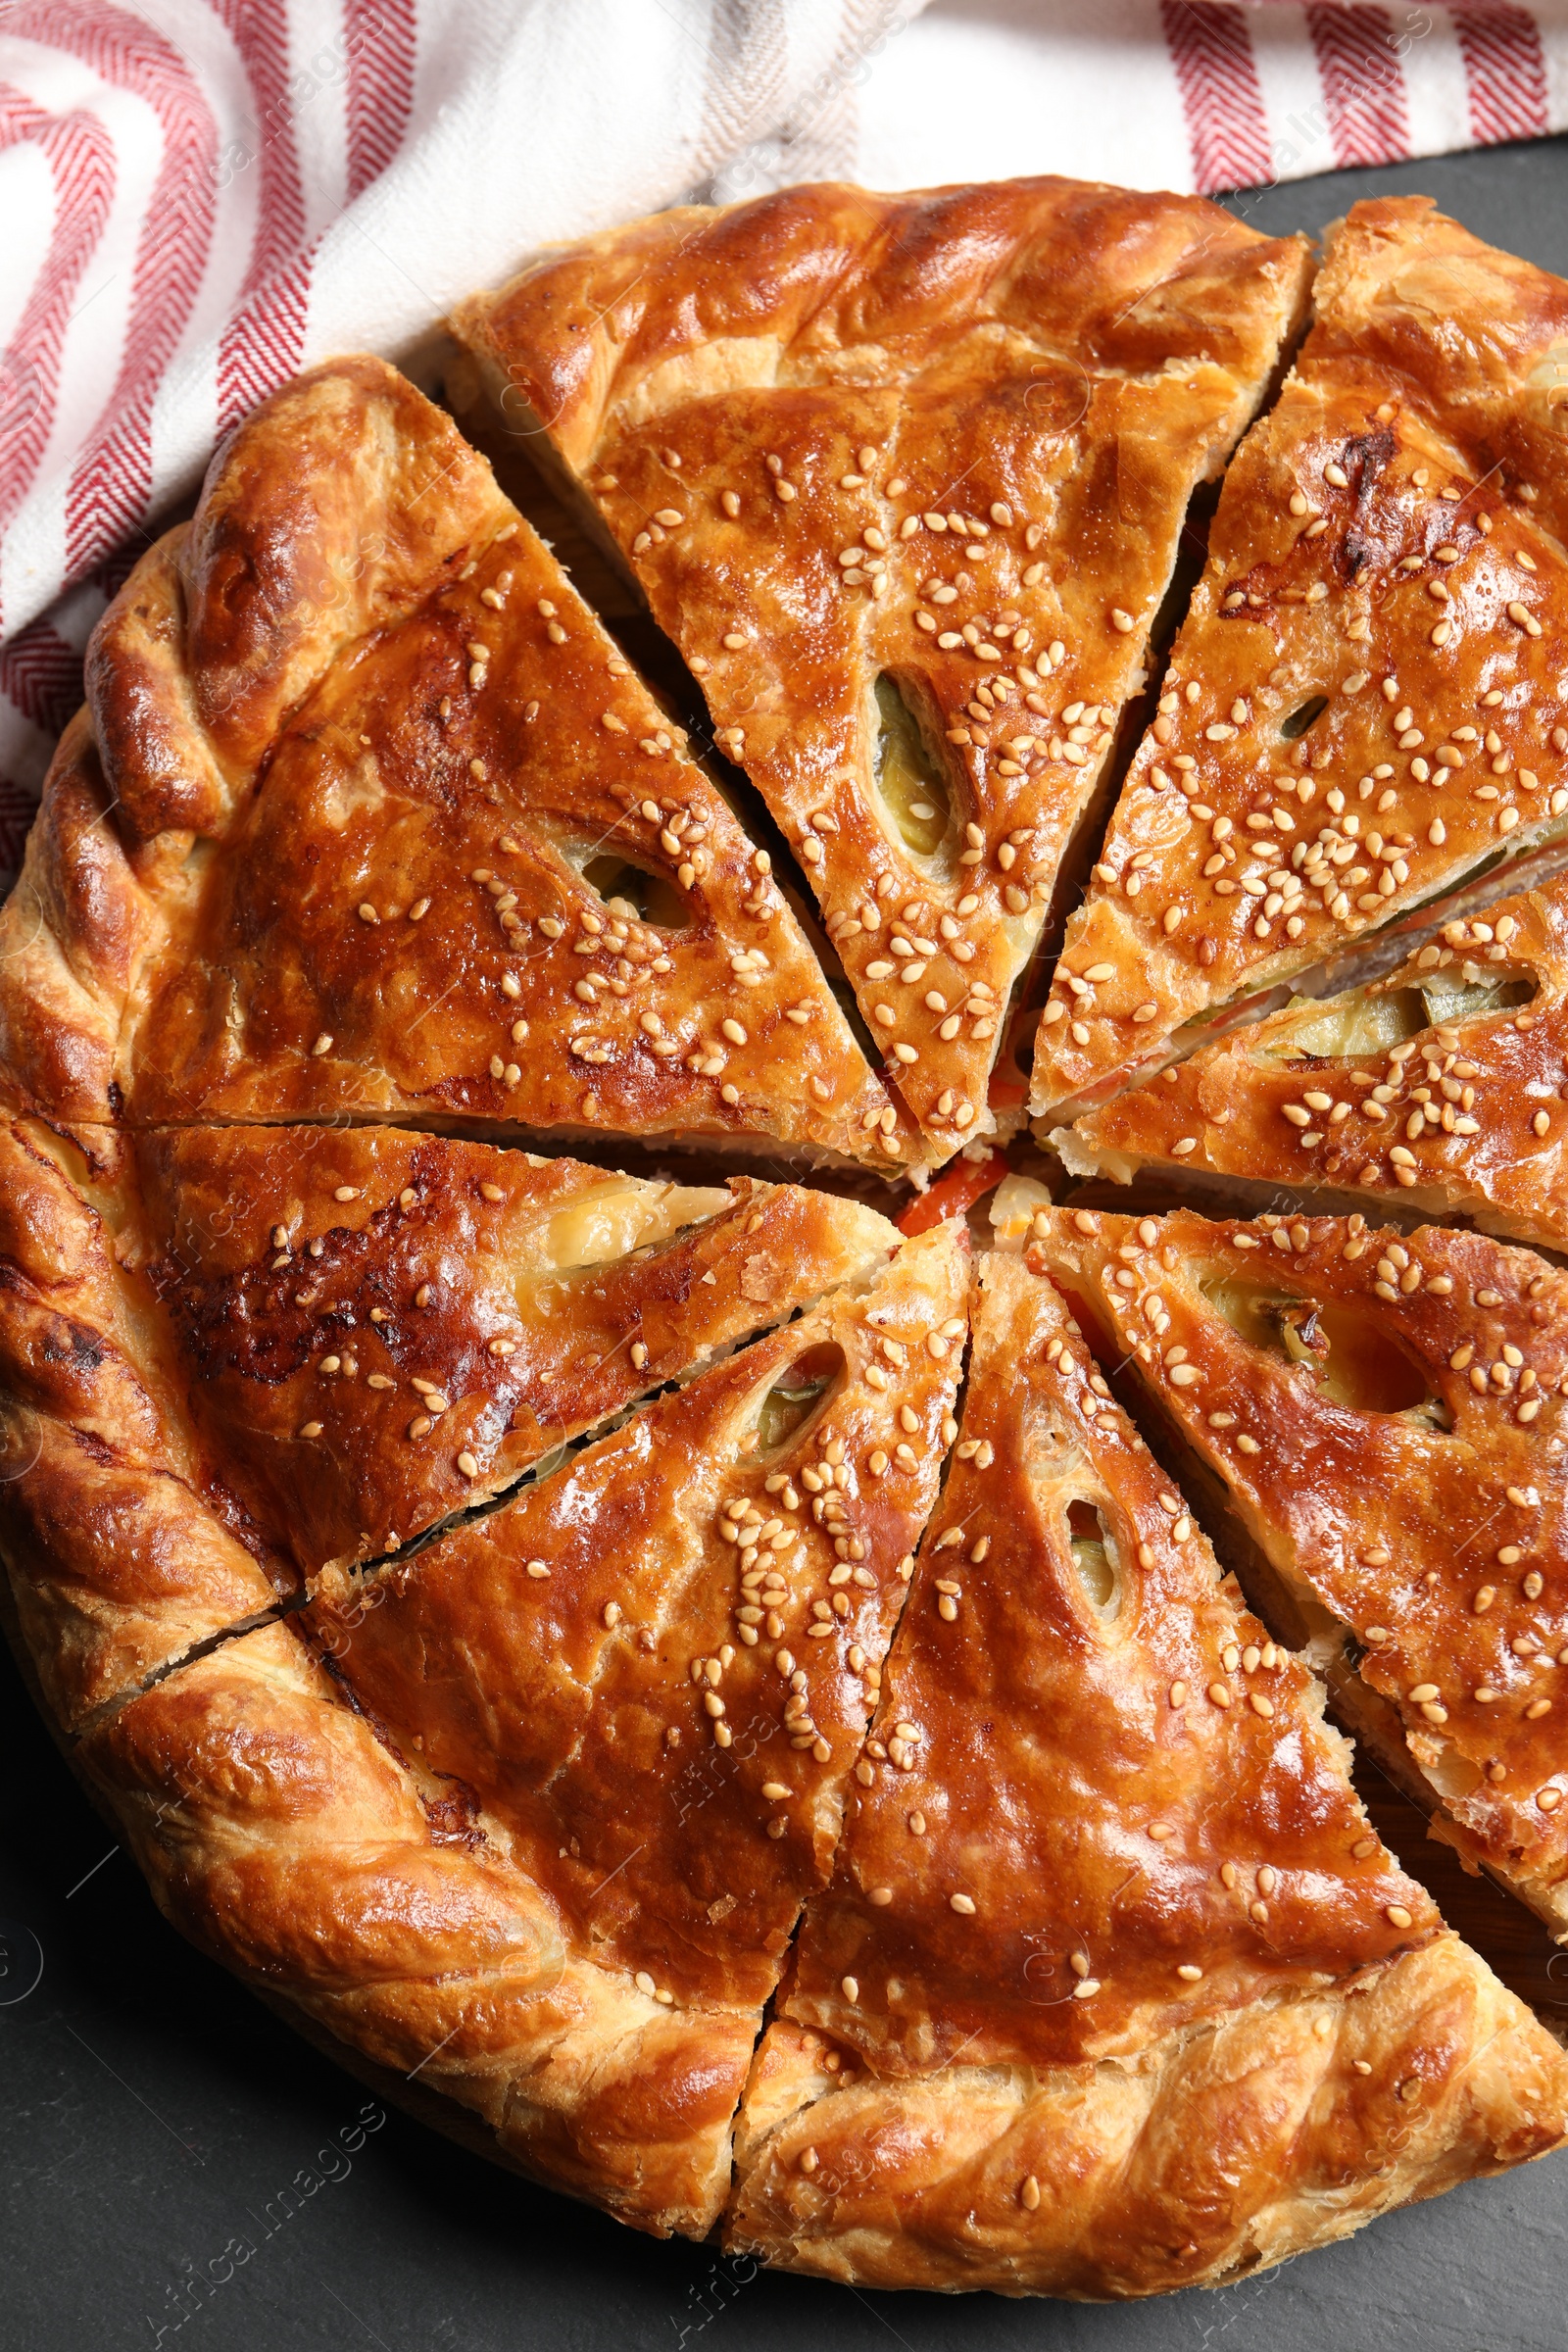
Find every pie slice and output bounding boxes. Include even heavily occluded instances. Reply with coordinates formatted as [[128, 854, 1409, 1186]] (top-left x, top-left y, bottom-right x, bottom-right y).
[[1028, 1203, 1568, 1937], [75, 1223, 969, 2239], [0, 1098, 900, 1722], [126, 1125, 900, 1579], [0, 358, 906, 1167], [1056, 882, 1568, 1250], [1031, 196, 1568, 1122], [450, 176, 1311, 1157], [727, 1250, 1568, 2294], [80, 1616, 762, 2237]]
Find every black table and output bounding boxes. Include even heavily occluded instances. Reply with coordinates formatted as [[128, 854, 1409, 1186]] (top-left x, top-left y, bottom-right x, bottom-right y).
[[5, 134, 1568, 2352]]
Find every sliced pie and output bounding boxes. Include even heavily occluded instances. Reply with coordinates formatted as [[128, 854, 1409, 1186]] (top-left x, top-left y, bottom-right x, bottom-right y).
[[451, 176, 1311, 1156], [1028, 1204, 1568, 1937], [81, 1615, 761, 2236], [0, 1102, 900, 1723], [125, 1124, 899, 1579], [1031, 197, 1568, 1121], [76, 1223, 970, 2239], [0, 359, 906, 1166], [727, 1250, 1567, 2294], [1057, 884, 1568, 1253]]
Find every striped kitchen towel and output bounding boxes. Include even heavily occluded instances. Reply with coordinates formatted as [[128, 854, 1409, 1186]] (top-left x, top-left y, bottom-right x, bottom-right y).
[[2, 0, 1564, 888]]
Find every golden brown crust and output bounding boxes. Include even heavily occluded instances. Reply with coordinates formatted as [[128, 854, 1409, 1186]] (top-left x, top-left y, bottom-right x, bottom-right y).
[[7, 187, 1568, 2294], [1306, 196, 1568, 562], [453, 176, 1311, 1155], [0, 1096, 897, 1718], [0, 1112, 283, 1730], [80, 1619, 758, 2237], [127, 1127, 897, 1577], [1029, 1205, 1568, 1936], [726, 1255, 1568, 2292], [0, 359, 905, 1165], [72, 1224, 969, 2238], [456, 179, 1310, 475], [0, 713, 156, 1128], [304, 1225, 970, 2012], [729, 1936, 1567, 2294], [779, 1256, 1439, 2053], [1061, 879, 1568, 1250], [1031, 197, 1568, 1119]]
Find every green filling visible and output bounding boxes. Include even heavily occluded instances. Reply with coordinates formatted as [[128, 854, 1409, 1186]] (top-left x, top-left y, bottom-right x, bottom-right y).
[[874, 675, 952, 858], [1066, 1498, 1119, 1615], [1264, 974, 1534, 1063], [1200, 1279, 1450, 1424], [755, 1344, 843, 1453]]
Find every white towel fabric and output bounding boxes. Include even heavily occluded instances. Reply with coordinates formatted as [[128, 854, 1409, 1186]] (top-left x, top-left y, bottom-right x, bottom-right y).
[[2, 0, 1564, 888]]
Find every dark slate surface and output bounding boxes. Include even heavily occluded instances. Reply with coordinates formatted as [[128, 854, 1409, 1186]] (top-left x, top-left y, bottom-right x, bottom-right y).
[[6, 136, 1568, 2352]]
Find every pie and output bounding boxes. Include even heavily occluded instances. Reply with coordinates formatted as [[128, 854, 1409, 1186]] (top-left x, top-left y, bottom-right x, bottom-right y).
[[122, 1123, 897, 1577], [1056, 883, 1568, 1252], [450, 178, 1312, 1156], [0, 1106, 899, 1727], [728, 1250, 1563, 2291], [1030, 195, 1568, 1124], [3, 174, 1568, 2303], [1028, 1202, 1568, 1936], [77, 1221, 970, 2239], [0, 358, 906, 1167]]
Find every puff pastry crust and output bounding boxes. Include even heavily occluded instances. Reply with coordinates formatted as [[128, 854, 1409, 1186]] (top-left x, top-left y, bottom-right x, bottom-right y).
[[0, 1101, 898, 1720], [727, 1253, 1568, 2292], [452, 175, 1311, 1155], [1028, 1205, 1568, 1936], [80, 1617, 761, 2238], [6, 178, 1568, 2300], [1031, 197, 1568, 1120], [0, 1110, 284, 1731], [74, 1224, 969, 2237], [125, 1126, 897, 1579], [0, 360, 905, 1165], [1059, 880, 1568, 1249]]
